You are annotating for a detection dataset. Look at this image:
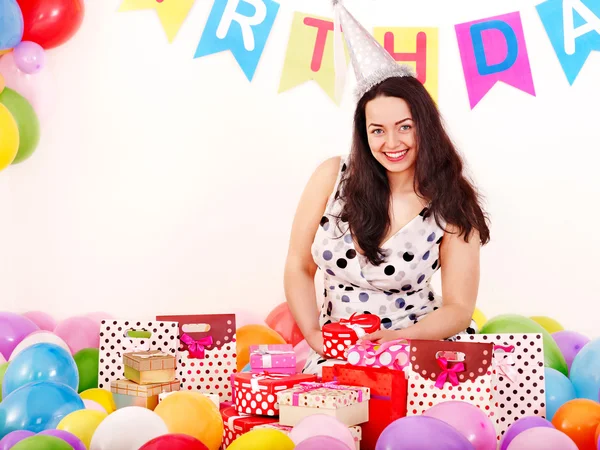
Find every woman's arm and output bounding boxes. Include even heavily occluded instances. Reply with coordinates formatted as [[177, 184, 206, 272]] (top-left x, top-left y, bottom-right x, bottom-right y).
[[364, 226, 481, 342], [284, 157, 341, 354]]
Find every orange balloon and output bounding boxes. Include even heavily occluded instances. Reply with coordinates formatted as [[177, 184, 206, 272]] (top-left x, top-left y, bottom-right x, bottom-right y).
[[595, 422, 600, 449], [552, 399, 600, 450], [236, 324, 286, 372], [154, 392, 223, 450], [0, 49, 11, 56], [265, 302, 304, 347]]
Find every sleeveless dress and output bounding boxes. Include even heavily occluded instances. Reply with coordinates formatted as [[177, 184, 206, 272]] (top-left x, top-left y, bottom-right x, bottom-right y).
[[302, 155, 476, 376]]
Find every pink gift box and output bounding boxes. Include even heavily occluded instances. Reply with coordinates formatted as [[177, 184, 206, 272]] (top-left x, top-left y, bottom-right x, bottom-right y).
[[250, 344, 296, 374], [346, 339, 411, 370]]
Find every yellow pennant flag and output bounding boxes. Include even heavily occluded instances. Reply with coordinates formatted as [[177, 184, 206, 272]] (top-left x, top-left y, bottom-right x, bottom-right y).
[[119, 0, 196, 43], [373, 27, 439, 103]]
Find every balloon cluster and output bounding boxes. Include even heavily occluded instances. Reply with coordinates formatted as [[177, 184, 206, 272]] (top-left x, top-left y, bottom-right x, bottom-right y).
[[0, 0, 85, 172]]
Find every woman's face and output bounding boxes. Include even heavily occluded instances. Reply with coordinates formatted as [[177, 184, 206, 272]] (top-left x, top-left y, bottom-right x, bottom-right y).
[[365, 95, 417, 174]]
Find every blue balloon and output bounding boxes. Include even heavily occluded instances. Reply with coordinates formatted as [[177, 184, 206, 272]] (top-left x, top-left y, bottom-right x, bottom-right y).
[[544, 367, 576, 420], [2, 343, 79, 398], [570, 338, 600, 400], [242, 363, 251, 372], [0, 381, 84, 438], [0, 0, 24, 51]]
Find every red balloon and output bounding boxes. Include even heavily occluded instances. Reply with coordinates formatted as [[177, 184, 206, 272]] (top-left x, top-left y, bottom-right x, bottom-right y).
[[139, 434, 209, 450], [18, 0, 85, 49], [265, 302, 304, 347]]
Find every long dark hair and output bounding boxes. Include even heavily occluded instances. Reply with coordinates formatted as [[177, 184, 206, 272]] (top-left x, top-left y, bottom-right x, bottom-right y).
[[338, 76, 490, 266]]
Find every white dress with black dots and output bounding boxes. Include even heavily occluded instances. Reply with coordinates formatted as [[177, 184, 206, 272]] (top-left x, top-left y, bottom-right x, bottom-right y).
[[302, 155, 476, 376]]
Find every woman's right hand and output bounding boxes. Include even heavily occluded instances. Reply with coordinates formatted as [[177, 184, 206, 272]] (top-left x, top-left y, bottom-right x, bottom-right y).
[[304, 328, 325, 356]]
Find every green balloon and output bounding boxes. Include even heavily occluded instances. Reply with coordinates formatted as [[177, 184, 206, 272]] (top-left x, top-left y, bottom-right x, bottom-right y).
[[0, 361, 9, 401], [11, 436, 73, 450], [480, 314, 568, 376], [0, 88, 40, 164], [73, 348, 99, 393]]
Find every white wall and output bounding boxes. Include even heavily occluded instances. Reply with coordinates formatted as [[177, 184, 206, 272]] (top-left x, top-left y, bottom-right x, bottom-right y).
[[2, 0, 599, 337]]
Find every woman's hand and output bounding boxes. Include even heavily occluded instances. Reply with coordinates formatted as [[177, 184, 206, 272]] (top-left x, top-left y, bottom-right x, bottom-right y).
[[362, 329, 404, 343], [304, 328, 325, 356]]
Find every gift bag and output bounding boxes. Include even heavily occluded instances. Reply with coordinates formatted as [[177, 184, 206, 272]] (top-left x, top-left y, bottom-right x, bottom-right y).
[[406, 340, 494, 416], [454, 333, 547, 441], [155, 314, 236, 402], [98, 319, 180, 390]]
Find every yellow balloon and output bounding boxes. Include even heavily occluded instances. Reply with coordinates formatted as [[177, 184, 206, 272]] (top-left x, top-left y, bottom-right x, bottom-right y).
[[472, 308, 487, 330], [154, 391, 223, 450], [228, 429, 295, 450], [80, 388, 116, 414], [530, 316, 564, 334], [0, 103, 19, 171], [57, 409, 107, 448]]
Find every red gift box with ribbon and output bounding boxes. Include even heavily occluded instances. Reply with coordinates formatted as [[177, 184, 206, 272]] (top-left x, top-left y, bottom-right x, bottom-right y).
[[232, 372, 316, 416], [322, 313, 381, 360], [221, 405, 278, 449]]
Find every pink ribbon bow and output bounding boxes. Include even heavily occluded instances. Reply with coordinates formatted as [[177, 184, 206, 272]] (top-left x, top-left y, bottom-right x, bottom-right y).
[[291, 381, 363, 406], [180, 333, 213, 359], [493, 345, 518, 383], [434, 357, 465, 389]]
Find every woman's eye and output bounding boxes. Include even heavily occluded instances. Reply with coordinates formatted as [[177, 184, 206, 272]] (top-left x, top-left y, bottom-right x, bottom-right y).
[[372, 129, 383, 135], [400, 125, 412, 131]]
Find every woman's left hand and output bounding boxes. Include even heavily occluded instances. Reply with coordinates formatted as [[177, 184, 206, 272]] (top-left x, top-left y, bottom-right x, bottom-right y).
[[361, 329, 404, 343]]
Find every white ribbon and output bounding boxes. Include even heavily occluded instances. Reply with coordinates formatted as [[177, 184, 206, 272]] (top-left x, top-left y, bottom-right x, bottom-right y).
[[493, 353, 519, 383], [249, 373, 289, 392], [343, 323, 367, 338], [252, 347, 292, 369], [122, 338, 151, 353], [227, 413, 251, 430], [332, 1, 347, 103], [132, 351, 169, 359]]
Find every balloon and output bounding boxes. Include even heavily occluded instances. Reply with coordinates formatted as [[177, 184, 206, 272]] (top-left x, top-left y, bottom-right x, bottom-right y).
[[570, 338, 600, 400], [289, 414, 356, 450], [54, 316, 100, 355], [544, 367, 576, 420], [22, 311, 56, 331], [0, 0, 23, 51], [85, 312, 114, 326], [499, 416, 555, 450], [0, 362, 8, 401], [73, 348, 99, 392], [139, 434, 210, 450], [12, 40, 44, 74], [11, 435, 73, 450], [0, 72, 5, 93], [2, 343, 79, 398], [236, 324, 286, 371], [154, 392, 223, 450], [0, 312, 39, 360], [38, 429, 86, 450], [265, 302, 304, 347], [57, 409, 107, 449], [241, 362, 251, 372], [295, 435, 352, 450], [0, 103, 19, 170], [0, 381, 84, 438], [294, 339, 310, 373], [472, 308, 487, 330], [552, 399, 600, 450], [83, 399, 106, 412], [89, 407, 168, 450], [0, 86, 39, 164], [9, 331, 70, 361], [376, 416, 475, 450], [0, 430, 35, 450], [79, 388, 116, 414], [423, 401, 496, 450], [227, 429, 295, 450], [529, 316, 564, 334], [0, 353, 4, 364], [18, 0, 85, 49], [234, 309, 265, 329], [506, 427, 578, 450], [551, 330, 590, 372], [595, 423, 600, 450], [479, 314, 568, 375]]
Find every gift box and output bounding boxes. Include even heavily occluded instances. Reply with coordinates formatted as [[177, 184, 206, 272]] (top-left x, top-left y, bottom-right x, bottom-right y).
[[323, 364, 407, 450], [221, 405, 278, 449], [252, 423, 362, 450], [110, 378, 180, 410], [158, 391, 219, 410], [454, 333, 547, 441], [322, 313, 381, 360], [346, 339, 411, 370], [123, 350, 176, 385], [250, 344, 296, 374], [232, 372, 317, 416], [277, 381, 370, 427]]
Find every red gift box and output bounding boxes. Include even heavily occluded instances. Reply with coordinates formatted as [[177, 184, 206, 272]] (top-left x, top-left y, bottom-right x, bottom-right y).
[[322, 313, 381, 360], [322, 364, 407, 450], [221, 405, 278, 449], [232, 372, 317, 416]]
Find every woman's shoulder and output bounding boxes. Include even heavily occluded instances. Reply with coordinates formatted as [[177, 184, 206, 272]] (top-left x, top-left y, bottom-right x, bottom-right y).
[[309, 155, 347, 192]]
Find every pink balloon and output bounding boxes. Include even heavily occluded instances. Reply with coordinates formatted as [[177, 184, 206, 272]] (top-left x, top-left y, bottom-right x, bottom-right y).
[[83, 399, 107, 412], [85, 312, 114, 326], [0, 353, 5, 364], [290, 414, 355, 450], [295, 436, 352, 450], [424, 401, 496, 450], [506, 427, 578, 450], [0, 312, 39, 360], [294, 339, 311, 373], [54, 316, 100, 354], [23, 311, 56, 331], [13, 41, 46, 74]]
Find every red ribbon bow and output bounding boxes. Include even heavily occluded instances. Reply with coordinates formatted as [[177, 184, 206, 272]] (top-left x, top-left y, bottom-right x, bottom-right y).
[[180, 333, 213, 359], [339, 313, 380, 329], [435, 357, 465, 388]]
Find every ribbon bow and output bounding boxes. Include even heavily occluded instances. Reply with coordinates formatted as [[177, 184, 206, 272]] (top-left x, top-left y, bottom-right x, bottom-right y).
[[435, 357, 465, 389], [493, 345, 519, 383], [249, 372, 290, 392], [252, 346, 293, 369], [338, 313, 379, 338], [291, 381, 363, 406], [122, 337, 151, 353], [180, 333, 213, 359]]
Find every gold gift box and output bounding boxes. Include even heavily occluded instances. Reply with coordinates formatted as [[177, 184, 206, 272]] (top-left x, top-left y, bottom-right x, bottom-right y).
[[110, 378, 181, 411], [123, 350, 176, 384]]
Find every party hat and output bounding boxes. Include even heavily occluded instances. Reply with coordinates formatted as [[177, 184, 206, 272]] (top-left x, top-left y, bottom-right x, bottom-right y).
[[332, 0, 415, 101]]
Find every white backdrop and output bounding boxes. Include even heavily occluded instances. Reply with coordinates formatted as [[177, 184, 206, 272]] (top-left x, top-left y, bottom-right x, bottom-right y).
[[1, 0, 599, 337]]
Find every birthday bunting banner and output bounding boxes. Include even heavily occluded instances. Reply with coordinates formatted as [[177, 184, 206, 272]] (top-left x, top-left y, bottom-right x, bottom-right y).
[[119, 0, 600, 109]]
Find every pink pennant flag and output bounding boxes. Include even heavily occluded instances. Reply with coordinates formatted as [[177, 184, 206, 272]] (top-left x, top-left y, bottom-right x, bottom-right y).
[[455, 11, 535, 109]]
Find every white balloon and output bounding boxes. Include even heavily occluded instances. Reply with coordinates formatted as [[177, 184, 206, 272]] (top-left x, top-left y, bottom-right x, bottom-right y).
[[90, 407, 168, 450], [9, 331, 71, 361]]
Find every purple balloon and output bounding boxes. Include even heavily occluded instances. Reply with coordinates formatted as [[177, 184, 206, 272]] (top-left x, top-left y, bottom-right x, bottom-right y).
[[0, 313, 39, 360], [552, 331, 590, 371], [0, 430, 35, 450], [38, 430, 86, 450], [13, 41, 46, 75], [499, 416, 554, 450], [295, 435, 353, 450], [376, 416, 475, 450]]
